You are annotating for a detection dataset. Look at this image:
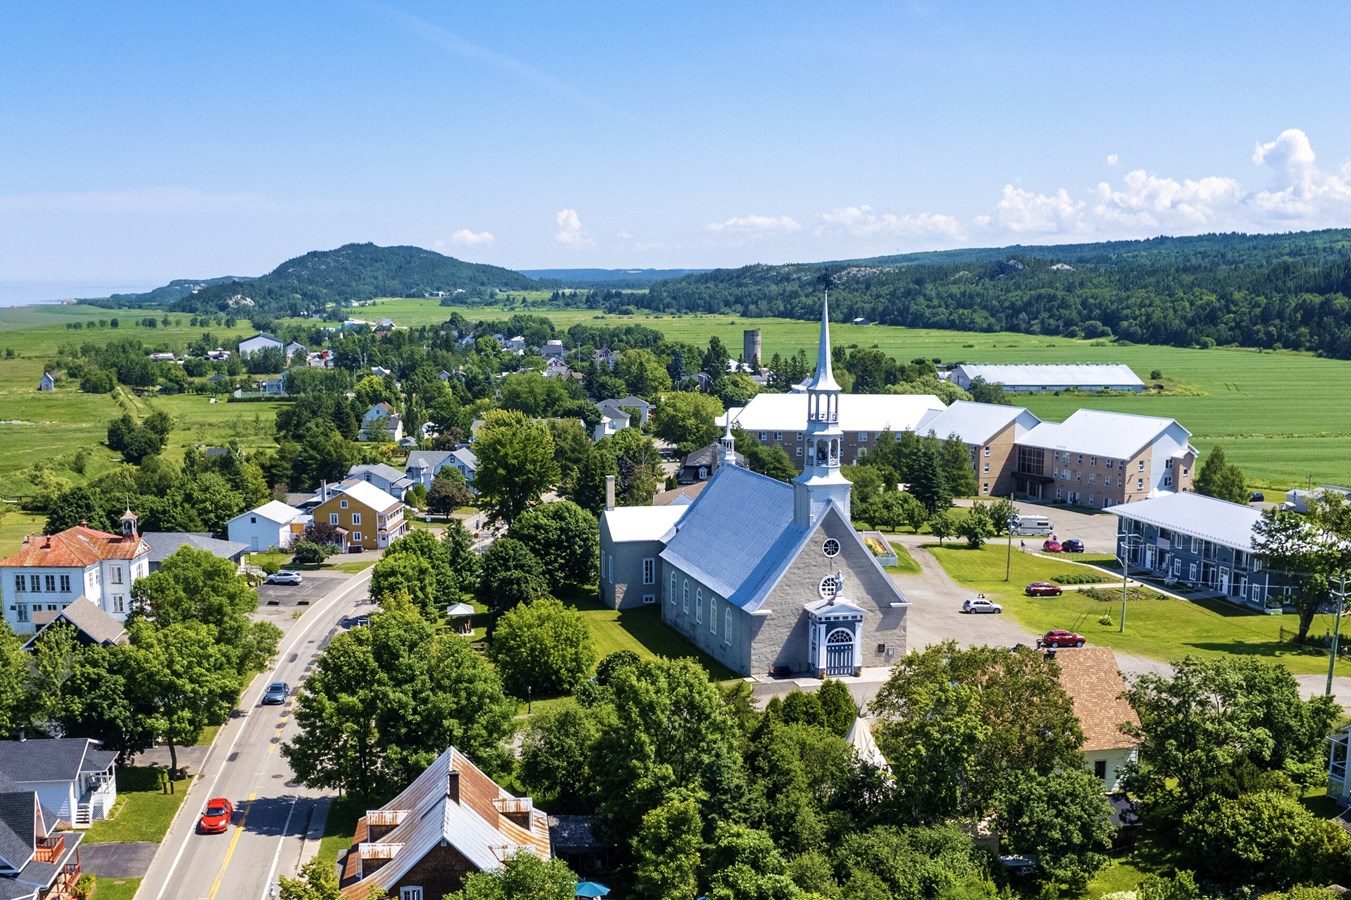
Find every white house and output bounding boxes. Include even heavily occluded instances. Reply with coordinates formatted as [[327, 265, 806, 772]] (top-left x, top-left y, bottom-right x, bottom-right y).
[[226, 500, 306, 552], [358, 402, 404, 442], [238, 333, 284, 357], [541, 339, 566, 359], [0, 737, 118, 827], [38, 372, 56, 391], [0, 512, 150, 635]]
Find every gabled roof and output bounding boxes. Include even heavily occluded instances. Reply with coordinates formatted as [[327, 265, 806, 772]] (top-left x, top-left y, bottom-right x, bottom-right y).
[[0, 526, 147, 569], [1051, 647, 1141, 753], [323, 481, 401, 514], [450, 448, 478, 471], [347, 463, 409, 484], [1105, 491, 1262, 552], [0, 739, 116, 785], [915, 400, 1040, 445], [681, 442, 745, 470], [23, 598, 127, 649], [230, 501, 303, 527], [729, 393, 946, 433], [601, 506, 689, 543], [953, 363, 1144, 388], [341, 747, 549, 897], [141, 532, 249, 566], [406, 450, 454, 471], [653, 482, 708, 506], [1019, 409, 1189, 460]]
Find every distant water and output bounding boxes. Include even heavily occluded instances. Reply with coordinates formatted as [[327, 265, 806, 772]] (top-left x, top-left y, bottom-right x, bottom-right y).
[[0, 280, 159, 308]]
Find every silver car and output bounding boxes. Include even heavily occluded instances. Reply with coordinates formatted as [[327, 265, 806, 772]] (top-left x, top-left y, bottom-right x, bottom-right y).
[[961, 597, 1003, 614]]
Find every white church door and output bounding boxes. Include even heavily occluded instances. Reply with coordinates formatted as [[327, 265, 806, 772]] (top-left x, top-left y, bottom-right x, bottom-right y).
[[825, 628, 855, 676]]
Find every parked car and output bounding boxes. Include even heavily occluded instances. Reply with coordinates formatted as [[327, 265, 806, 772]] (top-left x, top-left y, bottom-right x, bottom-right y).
[[1042, 539, 1062, 553], [1061, 538, 1085, 553], [198, 797, 234, 834], [1038, 629, 1086, 648], [262, 682, 289, 705], [961, 597, 1004, 614], [1250, 491, 1266, 503], [1024, 581, 1063, 597], [266, 570, 302, 585]]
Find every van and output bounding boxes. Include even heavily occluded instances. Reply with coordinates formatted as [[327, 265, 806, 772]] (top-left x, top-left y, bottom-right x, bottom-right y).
[[1010, 514, 1054, 536]]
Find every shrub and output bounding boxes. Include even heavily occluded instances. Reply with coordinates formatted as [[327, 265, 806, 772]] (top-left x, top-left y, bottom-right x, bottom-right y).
[[1053, 572, 1108, 585]]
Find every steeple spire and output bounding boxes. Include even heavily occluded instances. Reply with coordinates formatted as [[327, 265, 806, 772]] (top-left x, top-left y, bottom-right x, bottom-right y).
[[806, 289, 841, 392], [794, 290, 852, 526], [720, 419, 739, 467]]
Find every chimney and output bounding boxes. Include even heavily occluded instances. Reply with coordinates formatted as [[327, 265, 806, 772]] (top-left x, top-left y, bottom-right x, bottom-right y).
[[605, 475, 616, 511], [447, 770, 459, 804], [320, 480, 328, 502]]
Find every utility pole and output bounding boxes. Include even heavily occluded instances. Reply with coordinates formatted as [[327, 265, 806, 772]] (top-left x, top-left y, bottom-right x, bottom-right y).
[[1118, 534, 1142, 633], [1326, 572, 1349, 697]]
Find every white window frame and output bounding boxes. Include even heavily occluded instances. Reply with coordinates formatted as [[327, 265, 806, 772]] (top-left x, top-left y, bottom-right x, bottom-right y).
[[1137, 478, 1144, 491], [352, 531, 362, 543], [724, 607, 732, 645], [710, 596, 717, 633], [329, 513, 340, 526], [642, 557, 656, 585], [682, 580, 689, 613], [669, 571, 677, 604], [340, 499, 348, 509], [401, 888, 425, 900], [983, 446, 991, 457], [113, 595, 124, 613], [859, 432, 868, 442], [351, 513, 362, 526], [695, 589, 703, 624], [1138, 459, 1145, 472], [642, 594, 656, 605]]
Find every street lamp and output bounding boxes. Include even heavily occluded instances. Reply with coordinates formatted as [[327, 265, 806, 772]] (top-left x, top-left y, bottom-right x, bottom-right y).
[[1327, 573, 1349, 697], [1117, 533, 1145, 633], [1004, 491, 1017, 582]]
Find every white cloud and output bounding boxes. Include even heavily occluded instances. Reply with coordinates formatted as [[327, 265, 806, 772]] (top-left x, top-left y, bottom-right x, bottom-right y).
[[1106, 153, 1119, 167], [818, 205, 964, 240], [706, 214, 801, 235], [1249, 128, 1351, 220], [1093, 170, 1244, 229], [447, 228, 494, 247], [992, 185, 1089, 235], [554, 208, 593, 248]]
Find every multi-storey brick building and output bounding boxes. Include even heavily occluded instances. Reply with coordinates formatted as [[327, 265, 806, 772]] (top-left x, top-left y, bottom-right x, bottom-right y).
[[914, 400, 1041, 497]]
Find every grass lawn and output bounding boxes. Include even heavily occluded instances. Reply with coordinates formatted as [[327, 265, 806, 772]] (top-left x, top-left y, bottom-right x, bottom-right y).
[[313, 795, 364, 872], [83, 766, 189, 844], [557, 589, 738, 681], [195, 724, 221, 746], [885, 541, 922, 575], [90, 876, 141, 900], [329, 560, 374, 573], [927, 544, 1351, 676]]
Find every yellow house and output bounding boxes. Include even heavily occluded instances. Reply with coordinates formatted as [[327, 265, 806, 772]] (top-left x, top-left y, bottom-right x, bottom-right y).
[[314, 482, 406, 552]]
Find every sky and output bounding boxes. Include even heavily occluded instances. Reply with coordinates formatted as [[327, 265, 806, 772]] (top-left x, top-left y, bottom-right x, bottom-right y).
[[4, 1, 1351, 293]]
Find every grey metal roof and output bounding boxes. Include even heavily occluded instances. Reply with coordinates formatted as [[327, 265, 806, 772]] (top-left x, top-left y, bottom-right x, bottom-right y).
[[348, 463, 409, 484], [405, 450, 454, 471], [1105, 491, 1263, 552], [660, 465, 807, 611], [21, 598, 126, 649], [681, 443, 744, 469], [0, 739, 112, 785], [914, 400, 1040, 445], [141, 532, 249, 566], [1019, 409, 1189, 460], [953, 363, 1144, 388]]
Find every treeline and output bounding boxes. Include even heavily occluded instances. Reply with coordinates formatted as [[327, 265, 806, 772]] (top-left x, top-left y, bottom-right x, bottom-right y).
[[618, 230, 1351, 358]]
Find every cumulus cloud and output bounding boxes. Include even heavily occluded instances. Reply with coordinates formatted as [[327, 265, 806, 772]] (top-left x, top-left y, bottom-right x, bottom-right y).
[[1093, 170, 1244, 229], [1250, 128, 1351, 219], [706, 214, 802, 235], [992, 185, 1089, 235], [818, 205, 964, 240], [1106, 153, 1119, 166], [447, 228, 494, 247], [554, 208, 593, 248]]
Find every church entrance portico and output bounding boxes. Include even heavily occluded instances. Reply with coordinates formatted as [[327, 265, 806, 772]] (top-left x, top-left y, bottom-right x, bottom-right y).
[[805, 571, 866, 678]]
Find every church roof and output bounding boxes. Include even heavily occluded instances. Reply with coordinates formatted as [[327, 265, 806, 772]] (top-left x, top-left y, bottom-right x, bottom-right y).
[[660, 465, 808, 612]]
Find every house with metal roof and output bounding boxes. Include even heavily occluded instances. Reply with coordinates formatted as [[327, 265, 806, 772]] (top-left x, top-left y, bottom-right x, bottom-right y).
[[1106, 491, 1295, 611], [0, 769, 84, 897], [949, 363, 1145, 393], [600, 296, 909, 677], [140, 532, 249, 572], [1015, 409, 1197, 508], [915, 400, 1041, 497], [0, 738, 118, 828], [238, 332, 284, 357], [346, 464, 414, 500], [0, 512, 149, 636], [226, 501, 306, 552], [1051, 647, 1141, 791], [22, 598, 127, 650], [338, 747, 550, 900]]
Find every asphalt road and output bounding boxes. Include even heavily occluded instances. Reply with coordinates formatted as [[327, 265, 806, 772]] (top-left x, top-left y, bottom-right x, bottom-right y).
[[137, 567, 374, 900]]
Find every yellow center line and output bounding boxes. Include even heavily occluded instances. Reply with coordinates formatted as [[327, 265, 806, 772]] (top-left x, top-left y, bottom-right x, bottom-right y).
[[206, 792, 255, 900]]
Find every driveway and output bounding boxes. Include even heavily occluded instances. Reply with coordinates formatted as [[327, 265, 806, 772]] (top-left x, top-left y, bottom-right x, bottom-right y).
[[80, 842, 158, 878]]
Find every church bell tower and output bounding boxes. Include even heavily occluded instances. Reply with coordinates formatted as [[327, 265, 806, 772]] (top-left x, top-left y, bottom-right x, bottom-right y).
[[794, 292, 852, 526]]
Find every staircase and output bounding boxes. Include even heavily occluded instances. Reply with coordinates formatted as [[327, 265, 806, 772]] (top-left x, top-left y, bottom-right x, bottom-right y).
[[73, 803, 92, 828]]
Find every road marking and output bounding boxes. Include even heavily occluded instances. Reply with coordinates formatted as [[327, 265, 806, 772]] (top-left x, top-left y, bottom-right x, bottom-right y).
[[258, 796, 301, 900], [150, 568, 374, 900], [207, 792, 255, 900]]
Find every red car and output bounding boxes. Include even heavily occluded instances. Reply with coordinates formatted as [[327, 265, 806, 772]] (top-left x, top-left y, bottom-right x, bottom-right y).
[[1042, 539, 1062, 553], [1039, 629, 1086, 649], [1024, 581, 1063, 597], [199, 797, 233, 834]]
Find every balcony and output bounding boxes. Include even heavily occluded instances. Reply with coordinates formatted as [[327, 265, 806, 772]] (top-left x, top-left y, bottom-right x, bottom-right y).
[[34, 834, 65, 863], [358, 841, 404, 860]]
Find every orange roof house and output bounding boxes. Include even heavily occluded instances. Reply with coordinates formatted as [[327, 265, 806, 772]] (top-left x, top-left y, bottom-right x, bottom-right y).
[[1051, 647, 1141, 791]]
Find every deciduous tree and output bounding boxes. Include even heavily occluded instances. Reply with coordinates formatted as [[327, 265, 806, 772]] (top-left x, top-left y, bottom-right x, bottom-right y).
[[653, 392, 723, 452], [489, 598, 596, 697], [473, 410, 560, 525], [445, 849, 576, 900], [509, 501, 599, 591], [476, 537, 550, 614]]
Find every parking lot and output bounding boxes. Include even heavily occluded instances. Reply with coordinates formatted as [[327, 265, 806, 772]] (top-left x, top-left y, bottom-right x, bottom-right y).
[[255, 571, 354, 608]]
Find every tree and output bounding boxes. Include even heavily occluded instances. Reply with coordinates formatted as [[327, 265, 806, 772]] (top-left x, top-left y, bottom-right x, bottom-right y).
[[1253, 492, 1351, 641], [473, 410, 560, 525], [993, 768, 1114, 891], [369, 552, 439, 621], [987, 496, 1017, 535], [509, 500, 599, 591], [568, 443, 617, 515], [427, 474, 474, 516], [446, 849, 576, 900], [703, 821, 800, 900], [607, 428, 663, 504], [957, 502, 993, 549], [517, 700, 602, 811], [477, 537, 550, 614], [908, 435, 950, 514], [634, 792, 703, 900], [1194, 444, 1249, 504], [490, 598, 597, 697], [928, 510, 955, 545], [291, 540, 337, 566], [939, 433, 978, 497], [278, 856, 385, 900], [815, 678, 856, 736], [616, 348, 672, 399], [713, 372, 760, 408], [733, 429, 798, 482], [442, 519, 481, 597], [0, 624, 30, 738], [653, 391, 723, 452]]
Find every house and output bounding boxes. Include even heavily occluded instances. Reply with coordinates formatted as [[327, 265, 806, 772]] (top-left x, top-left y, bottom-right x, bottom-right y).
[[542, 358, 572, 380], [0, 770, 84, 896], [284, 341, 307, 361], [1283, 485, 1351, 513], [0, 738, 118, 828], [205, 348, 231, 361], [358, 403, 404, 443], [598, 396, 653, 427], [1014, 409, 1197, 508], [1049, 647, 1140, 791], [260, 375, 287, 396], [592, 347, 619, 369], [0, 512, 150, 635], [238, 333, 284, 357], [147, 352, 176, 363], [540, 339, 566, 360], [346, 464, 414, 500], [370, 366, 393, 379], [949, 363, 1146, 394], [592, 410, 628, 443], [22, 597, 127, 649], [503, 335, 527, 353], [314, 482, 406, 552], [405, 449, 477, 491], [600, 295, 909, 677], [914, 401, 1042, 497], [338, 747, 550, 899], [307, 350, 335, 369], [727, 392, 946, 468], [38, 372, 55, 392], [1106, 491, 1296, 611], [678, 440, 745, 485], [140, 532, 249, 573], [226, 501, 306, 552]]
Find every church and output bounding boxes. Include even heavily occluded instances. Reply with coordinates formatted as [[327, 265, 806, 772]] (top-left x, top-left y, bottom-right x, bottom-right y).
[[599, 296, 909, 678]]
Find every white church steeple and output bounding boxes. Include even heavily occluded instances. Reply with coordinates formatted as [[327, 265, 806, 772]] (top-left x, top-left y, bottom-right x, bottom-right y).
[[794, 291, 852, 526], [720, 419, 739, 468]]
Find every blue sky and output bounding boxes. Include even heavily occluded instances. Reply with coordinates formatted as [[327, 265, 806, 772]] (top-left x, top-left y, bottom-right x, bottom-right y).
[[4, 1, 1351, 288]]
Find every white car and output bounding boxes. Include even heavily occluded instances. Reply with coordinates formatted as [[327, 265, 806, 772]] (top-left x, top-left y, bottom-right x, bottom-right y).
[[961, 597, 1003, 614], [266, 570, 303, 585]]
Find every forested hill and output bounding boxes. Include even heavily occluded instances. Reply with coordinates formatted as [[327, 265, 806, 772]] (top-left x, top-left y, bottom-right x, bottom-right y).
[[635, 229, 1351, 359], [519, 267, 708, 289], [86, 243, 539, 318]]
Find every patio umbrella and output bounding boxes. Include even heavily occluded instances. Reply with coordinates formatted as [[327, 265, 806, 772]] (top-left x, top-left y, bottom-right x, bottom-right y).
[[575, 883, 611, 897]]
